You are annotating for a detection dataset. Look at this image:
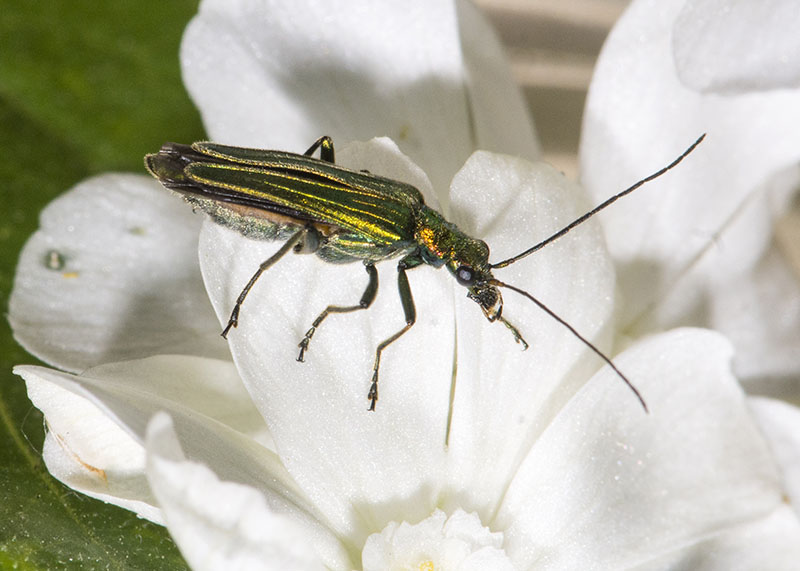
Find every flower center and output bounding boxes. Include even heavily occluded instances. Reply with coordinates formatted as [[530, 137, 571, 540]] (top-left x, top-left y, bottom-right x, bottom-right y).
[[361, 509, 514, 570]]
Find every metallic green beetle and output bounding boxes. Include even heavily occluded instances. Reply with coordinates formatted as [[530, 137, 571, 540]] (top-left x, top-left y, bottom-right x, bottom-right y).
[[146, 135, 704, 411]]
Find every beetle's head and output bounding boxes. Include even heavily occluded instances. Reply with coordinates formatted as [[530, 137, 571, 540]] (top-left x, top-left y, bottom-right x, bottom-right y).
[[446, 238, 503, 321]]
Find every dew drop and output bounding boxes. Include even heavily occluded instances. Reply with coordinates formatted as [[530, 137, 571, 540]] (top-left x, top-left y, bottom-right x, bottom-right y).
[[44, 250, 66, 271]]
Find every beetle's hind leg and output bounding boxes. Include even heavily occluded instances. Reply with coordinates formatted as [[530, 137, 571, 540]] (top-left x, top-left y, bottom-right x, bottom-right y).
[[297, 262, 378, 362], [222, 227, 312, 338]]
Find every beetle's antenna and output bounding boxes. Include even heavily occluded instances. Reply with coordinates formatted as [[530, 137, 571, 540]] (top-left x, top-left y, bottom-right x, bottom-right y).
[[490, 134, 706, 269], [489, 278, 648, 412]]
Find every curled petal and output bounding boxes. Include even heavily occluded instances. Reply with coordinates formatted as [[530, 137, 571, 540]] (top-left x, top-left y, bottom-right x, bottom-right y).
[[21, 369, 161, 523], [14, 356, 308, 518]]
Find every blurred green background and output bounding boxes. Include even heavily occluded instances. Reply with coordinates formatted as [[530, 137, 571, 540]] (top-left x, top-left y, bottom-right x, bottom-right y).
[[0, 1, 205, 568]]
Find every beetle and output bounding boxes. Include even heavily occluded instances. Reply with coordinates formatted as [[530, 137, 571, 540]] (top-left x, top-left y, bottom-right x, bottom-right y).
[[145, 134, 704, 411]]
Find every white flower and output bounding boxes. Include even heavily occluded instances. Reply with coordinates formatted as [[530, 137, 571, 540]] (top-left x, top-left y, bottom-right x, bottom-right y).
[[361, 509, 512, 570], [9, 0, 800, 569]]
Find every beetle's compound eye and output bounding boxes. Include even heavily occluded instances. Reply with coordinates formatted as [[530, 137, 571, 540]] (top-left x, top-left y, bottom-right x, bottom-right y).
[[455, 265, 476, 286]]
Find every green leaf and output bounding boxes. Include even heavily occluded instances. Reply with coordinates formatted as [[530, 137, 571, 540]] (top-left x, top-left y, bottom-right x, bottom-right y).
[[1, 1, 206, 568]]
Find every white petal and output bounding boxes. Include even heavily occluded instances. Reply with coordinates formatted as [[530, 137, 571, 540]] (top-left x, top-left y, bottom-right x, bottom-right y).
[[14, 356, 308, 514], [181, 0, 536, 197], [146, 413, 349, 570], [673, 0, 800, 93], [21, 369, 161, 523], [639, 505, 800, 570], [8, 174, 228, 372], [749, 397, 800, 514], [362, 509, 513, 571], [444, 152, 617, 512], [580, 0, 800, 331], [200, 140, 451, 541], [497, 329, 783, 568]]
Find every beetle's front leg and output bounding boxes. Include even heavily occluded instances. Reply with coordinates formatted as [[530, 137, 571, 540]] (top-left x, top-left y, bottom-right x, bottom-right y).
[[497, 316, 529, 350]]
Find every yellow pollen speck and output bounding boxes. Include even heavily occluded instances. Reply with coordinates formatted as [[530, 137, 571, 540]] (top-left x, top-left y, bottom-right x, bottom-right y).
[[398, 124, 411, 141], [61, 272, 79, 279], [418, 561, 435, 571]]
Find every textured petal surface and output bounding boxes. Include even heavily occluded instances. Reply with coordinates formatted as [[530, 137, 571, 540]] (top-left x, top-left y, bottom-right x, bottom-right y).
[[673, 0, 800, 93], [181, 0, 537, 199], [9, 174, 228, 372], [146, 413, 348, 570], [580, 0, 800, 383], [200, 140, 452, 546], [444, 151, 616, 514], [497, 329, 784, 569]]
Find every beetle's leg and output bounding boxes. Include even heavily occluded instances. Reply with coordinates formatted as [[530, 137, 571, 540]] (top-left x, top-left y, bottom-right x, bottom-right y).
[[303, 136, 335, 163], [368, 260, 417, 411], [222, 227, 309, 338], [297, 262, 378, 362], [497, 316, 529, 350]]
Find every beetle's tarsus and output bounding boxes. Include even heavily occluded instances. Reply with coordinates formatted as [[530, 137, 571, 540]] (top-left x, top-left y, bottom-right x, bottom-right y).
[[368, 371, 379, 411], [221, 309, 239, 338], [297, 327, 316, 362]]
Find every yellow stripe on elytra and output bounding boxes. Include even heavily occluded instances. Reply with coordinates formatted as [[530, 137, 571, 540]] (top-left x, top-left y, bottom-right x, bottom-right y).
[[260, 177, 402, 237], [190, 167, 406, 242]]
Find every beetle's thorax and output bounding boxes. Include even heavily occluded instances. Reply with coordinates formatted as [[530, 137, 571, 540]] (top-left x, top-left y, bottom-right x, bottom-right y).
[[415, 207, 489, 271]]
